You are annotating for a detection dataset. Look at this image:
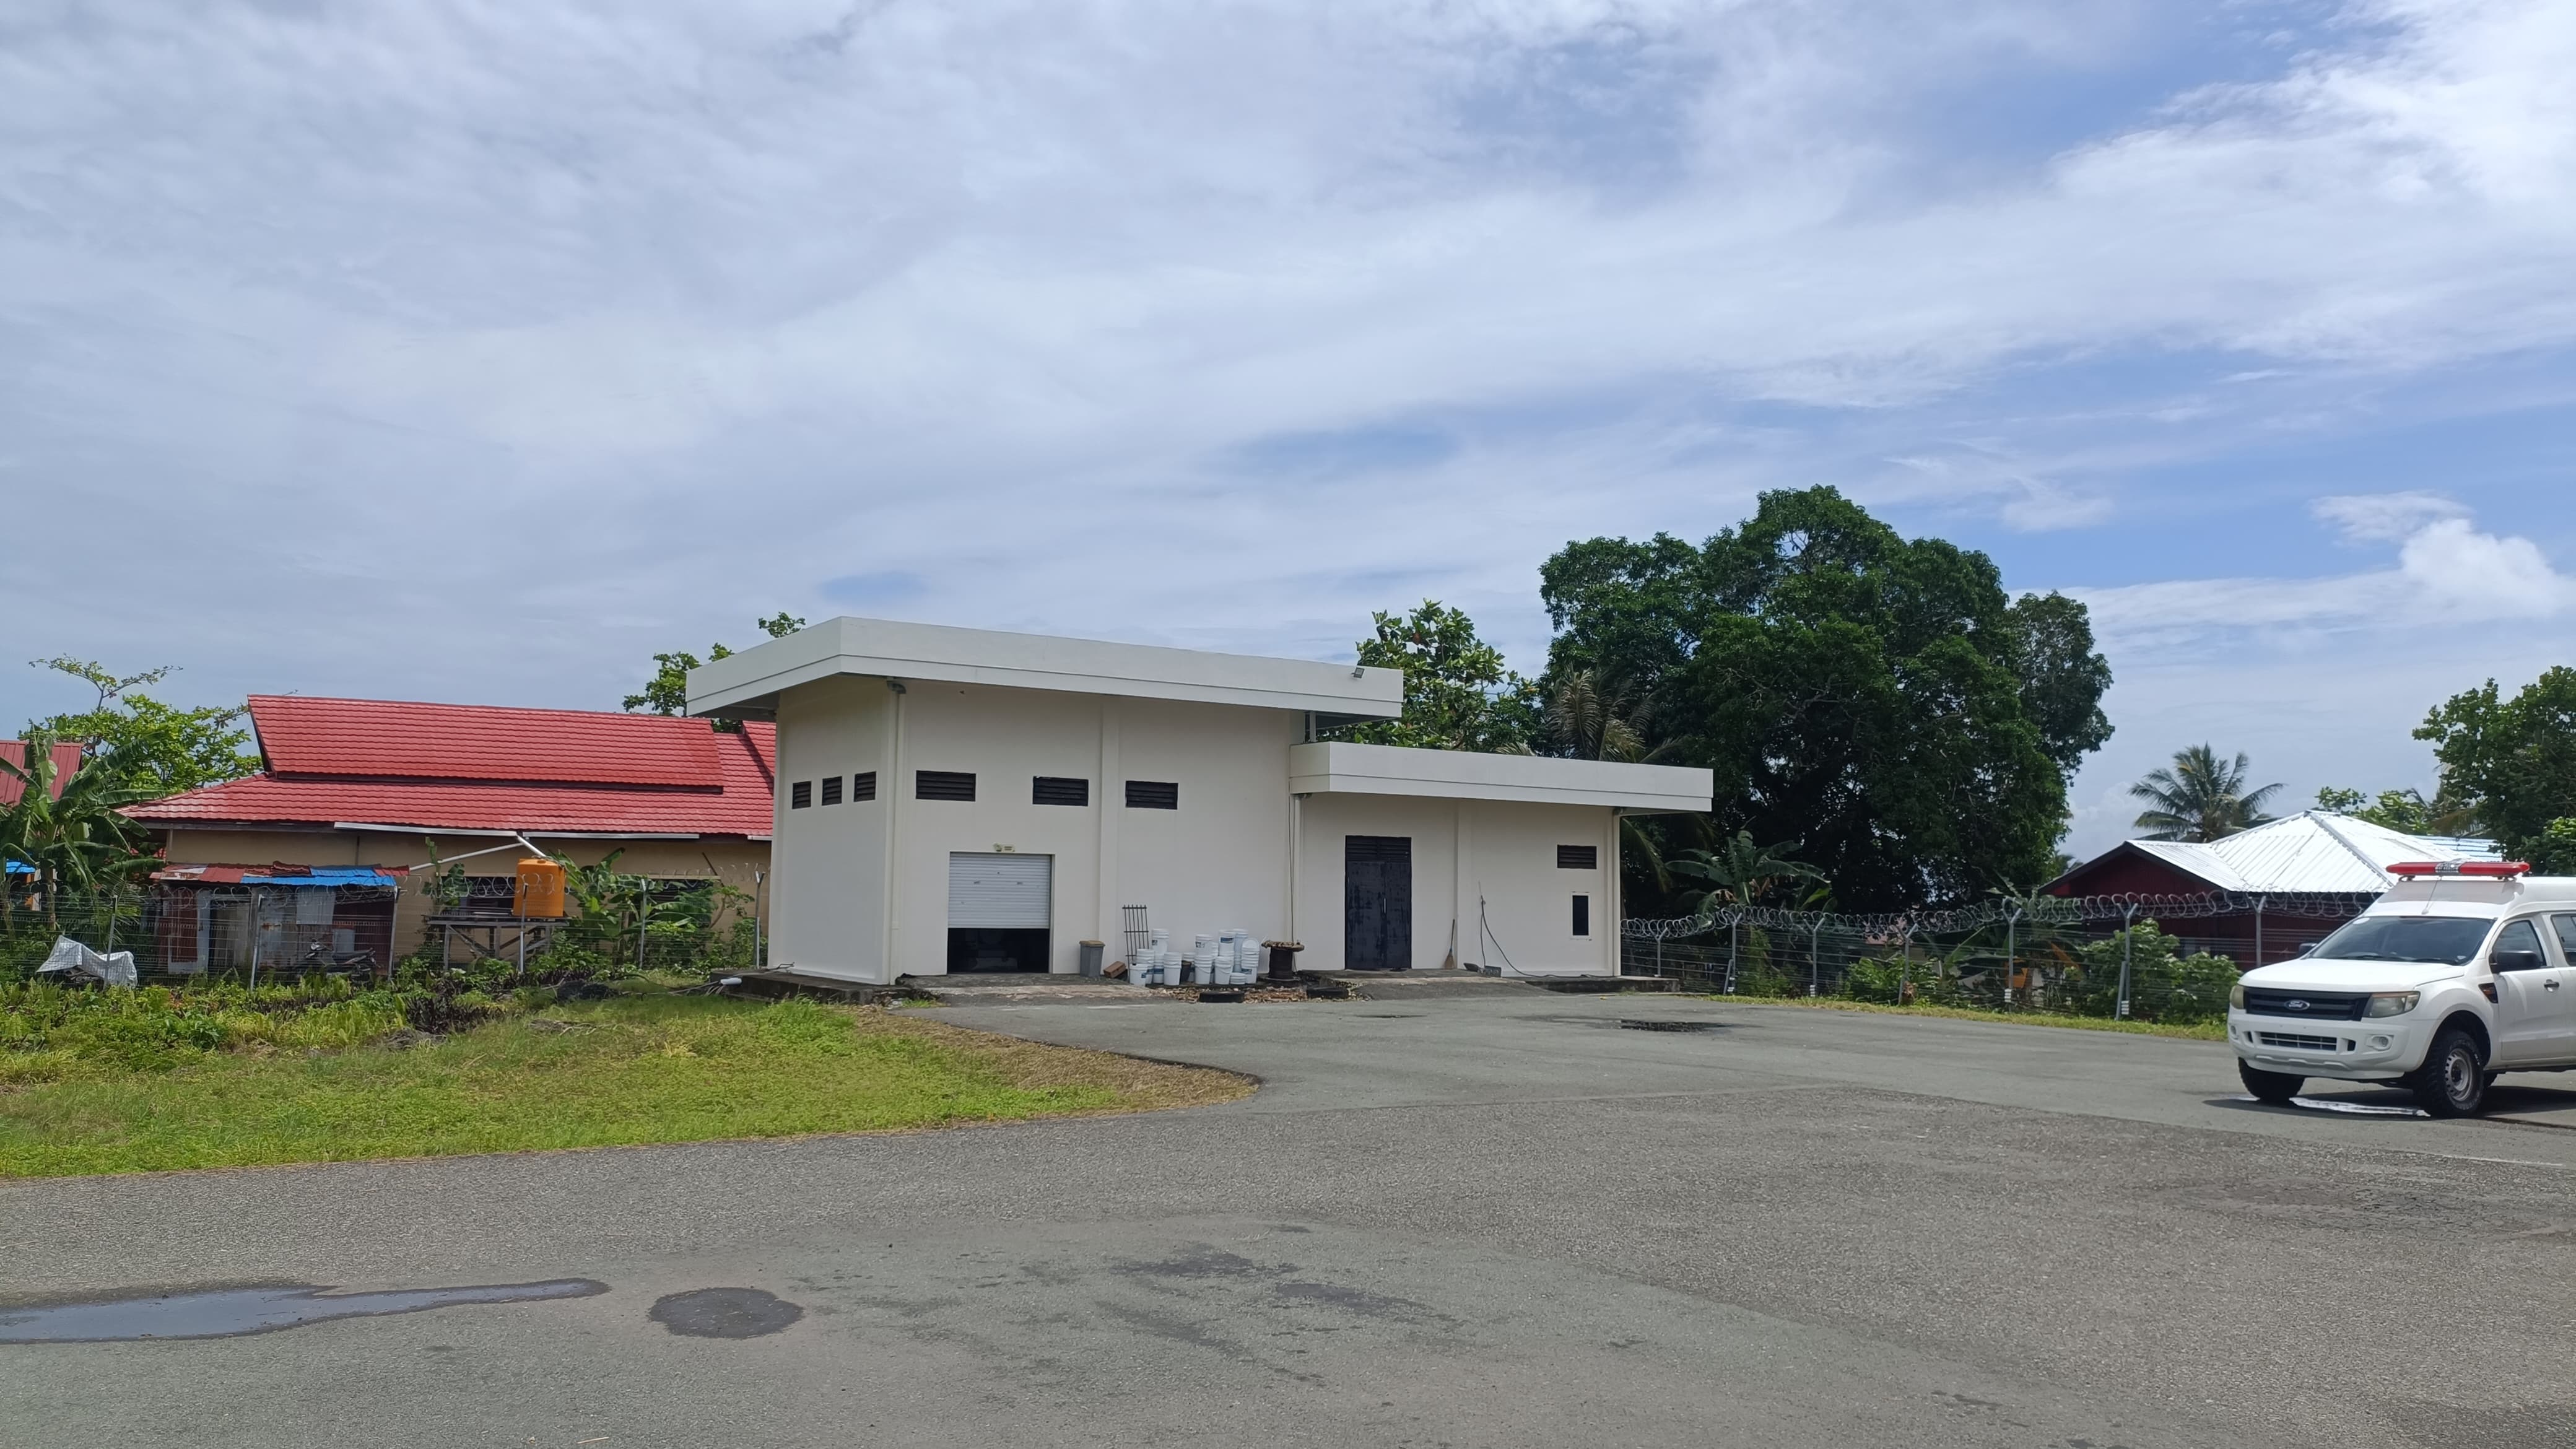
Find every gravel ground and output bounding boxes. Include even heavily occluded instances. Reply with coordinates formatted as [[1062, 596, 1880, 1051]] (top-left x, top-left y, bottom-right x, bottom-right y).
[[3, 994, 2571, 1448]]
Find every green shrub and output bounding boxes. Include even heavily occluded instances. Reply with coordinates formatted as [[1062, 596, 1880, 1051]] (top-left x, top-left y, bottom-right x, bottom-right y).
[[1840, 955, 1908, 1004], [2066, 923, 2237, 1022], [0, 973, 420, 1079]]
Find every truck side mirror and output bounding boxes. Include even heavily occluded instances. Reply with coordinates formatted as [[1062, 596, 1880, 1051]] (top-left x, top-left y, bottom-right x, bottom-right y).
[[2491, 947, 2547, 973]]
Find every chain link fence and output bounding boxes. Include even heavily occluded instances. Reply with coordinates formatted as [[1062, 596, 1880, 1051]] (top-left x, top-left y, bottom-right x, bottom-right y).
[[1621, 892, 2378, 1025], [2, 877, 765, 987]]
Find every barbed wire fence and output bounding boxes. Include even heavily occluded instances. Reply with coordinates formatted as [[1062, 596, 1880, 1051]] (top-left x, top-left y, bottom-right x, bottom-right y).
[[1621, 891, 2378, 1024]]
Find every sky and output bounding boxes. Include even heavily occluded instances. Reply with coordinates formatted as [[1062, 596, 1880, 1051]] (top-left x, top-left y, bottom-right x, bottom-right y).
[[3, 0, 2572, 859]]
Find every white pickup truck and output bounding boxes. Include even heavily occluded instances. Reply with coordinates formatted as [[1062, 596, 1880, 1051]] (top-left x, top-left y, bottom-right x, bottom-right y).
[[2228, 864, 2576, 1116]]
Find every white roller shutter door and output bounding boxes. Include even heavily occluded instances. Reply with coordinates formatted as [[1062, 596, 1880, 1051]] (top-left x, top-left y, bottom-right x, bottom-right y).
[[947, 853, 1053, 928]]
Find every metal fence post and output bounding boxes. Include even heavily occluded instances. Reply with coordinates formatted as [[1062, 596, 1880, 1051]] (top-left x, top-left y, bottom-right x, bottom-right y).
[[1808, 919, 1823, 998], [2117, 902, 2139, 1020], [1726, 916, 1739, 995], [1898, 923, 1913, 1004], [2003, 906, 2021, 1008]]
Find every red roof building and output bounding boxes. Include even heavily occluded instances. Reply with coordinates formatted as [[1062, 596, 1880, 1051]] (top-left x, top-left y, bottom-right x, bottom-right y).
[[128, 696, 775, 838], [124, 698, 777, 973], [1, 739, 85, 808]]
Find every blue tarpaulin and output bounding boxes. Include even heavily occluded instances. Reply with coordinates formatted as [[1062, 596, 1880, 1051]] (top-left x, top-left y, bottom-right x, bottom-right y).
[[242, 869, 401, 888]]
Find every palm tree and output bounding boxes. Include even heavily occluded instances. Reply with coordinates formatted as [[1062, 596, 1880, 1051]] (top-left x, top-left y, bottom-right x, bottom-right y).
[[0, 729, 160, 924], [1668, 831, 1824, 916], [2130, 745, 2282, 842], [1542, 669, 1648, 763], [1541, 668, 1681, 890]]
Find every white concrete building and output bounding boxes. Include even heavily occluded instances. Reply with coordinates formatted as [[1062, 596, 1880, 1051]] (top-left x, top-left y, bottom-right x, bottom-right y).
[[687, 618, 1712, 983]]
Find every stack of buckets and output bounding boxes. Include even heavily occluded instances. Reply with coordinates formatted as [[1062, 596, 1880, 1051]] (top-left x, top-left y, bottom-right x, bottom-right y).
[[1130, 929, 1260, 988]]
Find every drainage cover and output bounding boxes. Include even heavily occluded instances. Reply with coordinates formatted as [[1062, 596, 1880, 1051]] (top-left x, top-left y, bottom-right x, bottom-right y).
[[648, 1287, 804, 1339], [1618, 1019, 1725, 1033]]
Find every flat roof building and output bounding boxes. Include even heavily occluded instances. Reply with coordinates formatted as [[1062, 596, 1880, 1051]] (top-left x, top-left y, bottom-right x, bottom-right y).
[[689, 618, 1712, 983]]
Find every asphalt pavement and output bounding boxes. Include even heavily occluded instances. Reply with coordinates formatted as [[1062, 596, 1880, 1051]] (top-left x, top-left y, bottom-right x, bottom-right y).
[[5, 993, 2574, 1448]]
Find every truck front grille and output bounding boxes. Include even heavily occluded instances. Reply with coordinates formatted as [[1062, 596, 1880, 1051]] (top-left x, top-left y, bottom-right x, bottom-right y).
[[2257, 1031, 2343, 1051], [2242, 989, 2369, 1022]]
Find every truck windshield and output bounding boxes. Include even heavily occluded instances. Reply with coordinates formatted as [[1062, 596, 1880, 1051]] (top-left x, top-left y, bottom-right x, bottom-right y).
[[2307, 915, 2492, 966]]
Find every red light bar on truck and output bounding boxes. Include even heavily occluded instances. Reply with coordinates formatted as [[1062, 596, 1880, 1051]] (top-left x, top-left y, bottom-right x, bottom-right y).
[[2387, 861, 2531, 879]]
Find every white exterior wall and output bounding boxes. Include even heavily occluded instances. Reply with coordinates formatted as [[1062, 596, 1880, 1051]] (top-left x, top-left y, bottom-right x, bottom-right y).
[[764, 679, 1305, 981], [1455, 801, 1617, 977], [885, 683, 1115, 977], [753, 655, 1683, 985], [1113, 700, 1302, 960], [1294, 794, 1618, 975], [768, 677, 893, 980]]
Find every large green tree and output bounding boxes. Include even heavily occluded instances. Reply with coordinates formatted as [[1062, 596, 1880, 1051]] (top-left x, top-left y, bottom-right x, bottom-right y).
[[2416, 667, 2576, 855], [22, 658, 258, 797], [1538, 487, 2111, 911], [625, 614, 808, 724], [2315, 785, 2452, 836], [1343, 601, 1536, 753]]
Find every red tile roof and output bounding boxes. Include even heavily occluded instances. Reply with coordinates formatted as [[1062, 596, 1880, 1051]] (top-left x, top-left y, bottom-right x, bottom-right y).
[[1, 741, 85, 807], [248, 695, 723, 786], [126, 700, 774, 839]]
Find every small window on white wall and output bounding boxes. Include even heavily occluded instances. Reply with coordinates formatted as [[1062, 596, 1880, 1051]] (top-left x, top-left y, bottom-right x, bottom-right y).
[[1571, 894, 1591, 937]]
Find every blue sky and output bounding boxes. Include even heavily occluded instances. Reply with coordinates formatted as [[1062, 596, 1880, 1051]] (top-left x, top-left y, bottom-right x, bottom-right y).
[[4, 0, 2571, 858]]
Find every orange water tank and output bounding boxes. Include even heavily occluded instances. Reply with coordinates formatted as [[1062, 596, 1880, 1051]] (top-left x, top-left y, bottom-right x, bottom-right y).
[[515, 858, 567, 918]]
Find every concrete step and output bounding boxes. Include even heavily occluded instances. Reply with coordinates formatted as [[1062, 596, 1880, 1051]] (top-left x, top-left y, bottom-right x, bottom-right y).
[[899, 973, 1160, 1004], [1326, 972, 1549, 999], [724, 970, 912, 1006], [1528, 975, 1682, 994]]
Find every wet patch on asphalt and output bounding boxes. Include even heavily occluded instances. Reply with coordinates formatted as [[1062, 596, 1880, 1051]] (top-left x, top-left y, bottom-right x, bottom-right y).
[[0, 1279, 606, 1344], [648, 1287, 804, 1339]]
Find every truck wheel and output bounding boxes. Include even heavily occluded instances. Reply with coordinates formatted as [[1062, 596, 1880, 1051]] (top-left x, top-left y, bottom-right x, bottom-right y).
[[2411, 1027, 2489, 1117], [2238, 1061, 2303, 1103]]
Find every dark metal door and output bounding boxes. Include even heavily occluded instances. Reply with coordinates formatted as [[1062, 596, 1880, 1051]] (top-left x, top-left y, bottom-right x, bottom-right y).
[[1344, 835, 1412, 971]]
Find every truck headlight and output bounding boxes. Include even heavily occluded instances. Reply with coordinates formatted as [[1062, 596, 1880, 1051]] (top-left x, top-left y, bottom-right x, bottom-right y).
[[2364, 991, 2420, 1018], [2229, 982, 2245, 1009]]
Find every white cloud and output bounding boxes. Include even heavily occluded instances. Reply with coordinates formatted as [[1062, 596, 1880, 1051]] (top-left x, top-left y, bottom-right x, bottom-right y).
[[1876, 448, 2113, 533], [2078, 500, 2576, 644], [2313, 490, 2468, 542], [1, 0, 2574, 728]]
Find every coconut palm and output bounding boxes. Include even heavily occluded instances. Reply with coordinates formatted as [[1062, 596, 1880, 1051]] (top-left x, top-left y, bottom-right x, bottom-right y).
[[1541, 668, 1681, 889], [2130, 744, 2281, 842], [1542, 668, 1648, 763]]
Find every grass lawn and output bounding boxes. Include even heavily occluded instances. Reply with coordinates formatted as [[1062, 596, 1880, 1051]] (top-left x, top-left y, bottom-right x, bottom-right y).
[[0, 993, 1248, 1178], [1705, 994, 2227, 1042]]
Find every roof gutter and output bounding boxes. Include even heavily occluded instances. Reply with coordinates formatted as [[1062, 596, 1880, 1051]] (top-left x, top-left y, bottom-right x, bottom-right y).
[[330, 822, 703, 840]]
